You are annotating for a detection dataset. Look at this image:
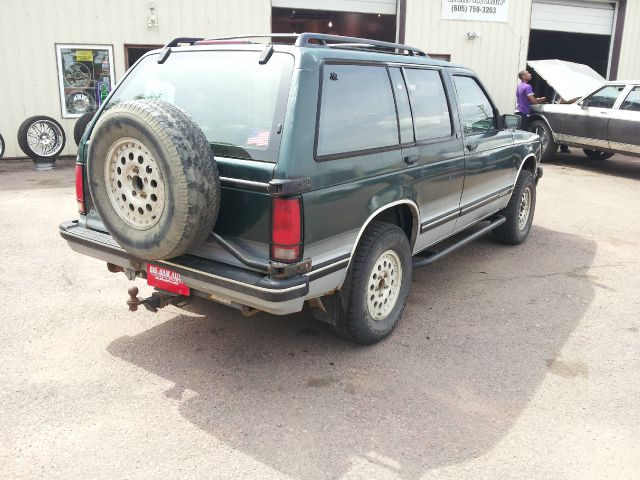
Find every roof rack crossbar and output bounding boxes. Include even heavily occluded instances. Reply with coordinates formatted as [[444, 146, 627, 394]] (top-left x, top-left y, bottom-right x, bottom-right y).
[[295, 33, 428, 57], [157, 37, 204, 64], [163, 37, 205, 49]]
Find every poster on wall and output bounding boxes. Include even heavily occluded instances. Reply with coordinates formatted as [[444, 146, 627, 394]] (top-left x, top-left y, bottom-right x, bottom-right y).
[[442, 0, 509, 22], [55, 44, 115, 118]]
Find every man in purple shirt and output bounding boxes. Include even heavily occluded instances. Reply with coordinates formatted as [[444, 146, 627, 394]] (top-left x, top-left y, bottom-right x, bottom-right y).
[[515, 70, 546, 130]]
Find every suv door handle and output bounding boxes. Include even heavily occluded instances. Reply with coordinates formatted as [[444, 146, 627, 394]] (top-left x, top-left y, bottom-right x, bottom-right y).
[[404, 155, 419, 165], [466, 143, 478, 152]]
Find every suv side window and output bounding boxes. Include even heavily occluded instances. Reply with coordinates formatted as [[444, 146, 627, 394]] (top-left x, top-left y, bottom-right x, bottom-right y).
[[620, 86, 640, 112], [403, 68, 452, 141], [317, 64, 398, 157], [453, 76, 495, 134], [581, 85, 625, 109]]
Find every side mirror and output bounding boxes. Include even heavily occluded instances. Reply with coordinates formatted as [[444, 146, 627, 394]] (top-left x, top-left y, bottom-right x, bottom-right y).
[[501, 114, 521, 130]]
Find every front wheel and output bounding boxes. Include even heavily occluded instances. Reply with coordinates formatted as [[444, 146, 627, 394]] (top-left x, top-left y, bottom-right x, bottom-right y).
[[583, 149, 614, 160], [332, 221, 412, 344], [492, 170, 536, 245], [529, 120, 557, 162]]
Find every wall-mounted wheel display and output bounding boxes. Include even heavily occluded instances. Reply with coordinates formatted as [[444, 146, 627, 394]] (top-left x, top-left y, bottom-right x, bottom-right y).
[[66, 90, 96, 115], [0, 133, 5, 159], [64, 62, 92, 88], [73, 111, 96, 146], [17, 116, 66, 170]]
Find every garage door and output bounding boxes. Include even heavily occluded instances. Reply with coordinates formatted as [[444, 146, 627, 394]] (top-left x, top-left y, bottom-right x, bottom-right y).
[[531, 0, 615, 35], [272, 0, 397, 15]]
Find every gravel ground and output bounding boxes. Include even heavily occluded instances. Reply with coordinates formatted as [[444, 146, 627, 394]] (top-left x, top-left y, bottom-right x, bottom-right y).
[[0, 152, 639, 480]]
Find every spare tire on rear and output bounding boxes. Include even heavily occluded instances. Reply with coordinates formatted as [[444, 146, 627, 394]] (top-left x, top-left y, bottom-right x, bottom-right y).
[[87, 100, 220, 260]]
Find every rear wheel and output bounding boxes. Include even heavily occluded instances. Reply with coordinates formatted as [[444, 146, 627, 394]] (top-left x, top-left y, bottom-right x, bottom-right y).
[[331, 221, 412, 344], [492, 170, 536, 245], [529, 120, 557, 162], [583, 149, 614, 160]]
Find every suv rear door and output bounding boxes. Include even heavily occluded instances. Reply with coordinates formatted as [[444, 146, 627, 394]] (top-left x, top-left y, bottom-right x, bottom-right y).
[[389, 66, 465, 250]]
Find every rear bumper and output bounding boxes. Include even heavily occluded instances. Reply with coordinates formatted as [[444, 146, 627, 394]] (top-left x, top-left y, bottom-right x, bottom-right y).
[[59, 221, 310, 315]]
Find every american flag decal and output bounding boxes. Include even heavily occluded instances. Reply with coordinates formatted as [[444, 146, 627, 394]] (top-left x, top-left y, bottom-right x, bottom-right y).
[[247, 128, 270, 147]]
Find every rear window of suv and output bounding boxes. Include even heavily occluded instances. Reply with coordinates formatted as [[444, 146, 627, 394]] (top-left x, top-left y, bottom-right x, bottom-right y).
[[105, 50, 294, 162]]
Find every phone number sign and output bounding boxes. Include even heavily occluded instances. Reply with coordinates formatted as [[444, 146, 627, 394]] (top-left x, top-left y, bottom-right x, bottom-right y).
[[442, 0, 509, 22]]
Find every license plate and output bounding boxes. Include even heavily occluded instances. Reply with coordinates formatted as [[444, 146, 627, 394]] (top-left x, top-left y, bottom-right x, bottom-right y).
[[146, 264, 190, 295]]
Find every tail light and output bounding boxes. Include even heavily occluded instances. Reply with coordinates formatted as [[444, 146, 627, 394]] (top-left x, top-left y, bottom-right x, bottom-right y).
[[271, 197, 302, 263], [75, 163, 86, 215]]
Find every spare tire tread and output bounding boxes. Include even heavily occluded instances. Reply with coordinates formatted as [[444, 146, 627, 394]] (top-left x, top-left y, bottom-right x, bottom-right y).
[[87, 100, 219, 260]]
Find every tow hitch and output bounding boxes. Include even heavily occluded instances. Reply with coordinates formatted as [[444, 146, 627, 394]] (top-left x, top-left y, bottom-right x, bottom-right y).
[[127, 286, 189, 313]]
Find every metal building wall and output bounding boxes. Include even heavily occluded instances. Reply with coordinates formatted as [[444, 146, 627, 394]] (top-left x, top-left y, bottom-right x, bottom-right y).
[[617, 1, 640, 80], [0, 0, 271, 159], [404, 0, 534, 114]]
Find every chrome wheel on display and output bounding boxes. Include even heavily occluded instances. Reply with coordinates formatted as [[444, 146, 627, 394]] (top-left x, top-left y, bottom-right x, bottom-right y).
[[26, 120, 65, 157], [366, 249, 403, 321], [66, 91, 96, 115], [64, 62, 92, 88], [17, 116, 66, 167], [105, 137, 166, 230]]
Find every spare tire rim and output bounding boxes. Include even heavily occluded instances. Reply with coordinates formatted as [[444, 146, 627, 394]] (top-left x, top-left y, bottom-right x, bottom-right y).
[[367, 250, 402, 321], [518, 186, 532, 231], [26, 120, 64, 157], [105, 137, 166, 230]]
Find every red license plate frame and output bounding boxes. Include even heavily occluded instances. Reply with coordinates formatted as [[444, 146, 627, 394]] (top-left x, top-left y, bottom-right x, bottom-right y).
[[146, 264, 190, 295]]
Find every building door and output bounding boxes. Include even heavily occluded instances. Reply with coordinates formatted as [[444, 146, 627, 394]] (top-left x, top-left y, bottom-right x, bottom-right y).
[[528, 1, 615, 81], [272, 0, 397, 42], [125, 44, 163, 70]]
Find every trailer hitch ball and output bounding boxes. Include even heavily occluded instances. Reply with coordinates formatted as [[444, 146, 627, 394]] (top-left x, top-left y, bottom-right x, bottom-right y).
[[127, 286, 141, 311]]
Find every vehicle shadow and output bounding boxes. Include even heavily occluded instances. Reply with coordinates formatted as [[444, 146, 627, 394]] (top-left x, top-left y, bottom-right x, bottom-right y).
[[546, 150, 640, 181], [107, 226, 597, 479]]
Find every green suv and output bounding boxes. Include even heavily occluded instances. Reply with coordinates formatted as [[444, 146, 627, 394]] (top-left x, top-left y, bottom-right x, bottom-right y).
[[60, 33, 542, 344]]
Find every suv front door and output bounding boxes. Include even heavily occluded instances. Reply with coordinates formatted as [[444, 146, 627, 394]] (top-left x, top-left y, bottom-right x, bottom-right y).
[[452, 74, 515, 231]]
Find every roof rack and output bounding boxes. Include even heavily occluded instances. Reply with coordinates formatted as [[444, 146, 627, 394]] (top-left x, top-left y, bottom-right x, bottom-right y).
[[162, 33, 427, 57], [295, 33, 428, 57]]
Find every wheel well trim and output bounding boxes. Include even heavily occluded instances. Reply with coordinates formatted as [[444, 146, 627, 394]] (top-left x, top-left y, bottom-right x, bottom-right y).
[[506, 152, 538, 204], [345, 199, 420, 273], [529, 114, 557, 141]]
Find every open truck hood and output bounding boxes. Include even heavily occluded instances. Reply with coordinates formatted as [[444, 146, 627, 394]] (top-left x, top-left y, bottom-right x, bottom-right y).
[[527, 59, 605, 101]]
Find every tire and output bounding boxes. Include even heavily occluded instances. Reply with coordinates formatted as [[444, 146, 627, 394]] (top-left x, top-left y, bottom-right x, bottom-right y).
[[17, 116, 66, 160], [0, 133, 4, 159], [331, 221, 412, 345], [492, 170, 536, 245], [73, 111, 96, 146], [583, 149, 614, 161], [87, 100, 220, 260], [528, 120, 557, 162]]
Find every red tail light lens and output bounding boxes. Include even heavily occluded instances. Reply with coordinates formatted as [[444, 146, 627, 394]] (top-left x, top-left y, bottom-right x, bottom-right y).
[[75, 163, 86, 215], [271, 197, 302, 263]]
